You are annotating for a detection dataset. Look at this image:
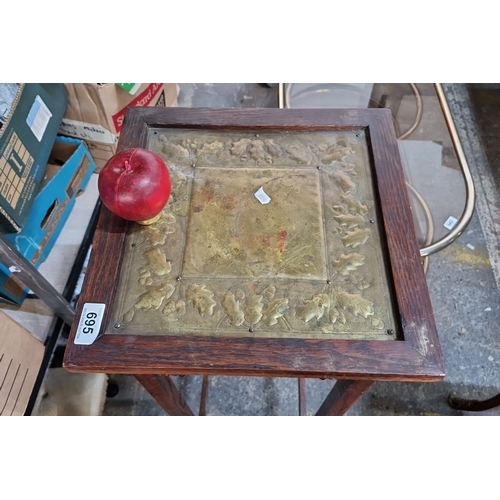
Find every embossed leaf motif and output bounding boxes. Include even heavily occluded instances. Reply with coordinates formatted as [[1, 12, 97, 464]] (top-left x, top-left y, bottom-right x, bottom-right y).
[[348, 274, 370, 290], [287, 146, 311, 164], [322, 146, 353, 164], [332, 171, 356, 192], [340, 194, 368, 215], [321, 324, 334, 334], [182, 138, 198, 152], [264, 138, 283, 157], [144, 226, 168, 246], [336, 292, 374, 318], [123, 309, 135, 323], [142, 212, 176, 245], [138, 268, 153, 285], [329, 307, 346, 325], [249, 140, 268, 162], [322, 142, 353, 158], [342, 162, 358, 177], [263, 286, 276, 300], [160, 213, 176, 225], [341, 228, 370, 248], [160, 137, 190, 161], [162, 299, 186, 317], [135, 284, 175, 311], [185, 284, 217, 316], [230, 138, 251, 158], [334, 213, 366, 229], [197, 140, 224, 156], [244, 294, 264, 326], [322, 152, 341, 164], [162, 300, 176, 316], [144, 247, 172, 276], [262, 298, 289, 326], [296, 294, 331, 322], [222, 292, 245, 326], [357, 281, 370, 291], [333, 253, 366, 276]]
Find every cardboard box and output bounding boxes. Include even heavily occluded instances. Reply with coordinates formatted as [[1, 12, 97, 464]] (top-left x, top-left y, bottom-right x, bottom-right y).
[[59, 83, 179, 172], [0, 136, 96, 305], [0, 84, 69, 233], [0, 310, 44, 416]]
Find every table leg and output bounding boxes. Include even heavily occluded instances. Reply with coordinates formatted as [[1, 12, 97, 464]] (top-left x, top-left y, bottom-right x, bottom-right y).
[[298, 379, 307, 416], [135, 375, 194, 416], [199, 376, 209, 416], [316, 380, 373, 416], [448, 392, 500, 412]]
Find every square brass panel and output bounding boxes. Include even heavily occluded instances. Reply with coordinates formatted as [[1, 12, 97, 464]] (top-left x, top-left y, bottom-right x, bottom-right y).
[[110, 128, 397, 340], [184, 167, 326, 279]]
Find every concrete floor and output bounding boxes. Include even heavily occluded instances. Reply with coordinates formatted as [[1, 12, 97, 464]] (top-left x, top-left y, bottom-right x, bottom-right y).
[[103, 83, 500, 416]]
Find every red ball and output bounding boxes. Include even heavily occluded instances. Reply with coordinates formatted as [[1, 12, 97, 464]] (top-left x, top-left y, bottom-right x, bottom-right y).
[[98, 148, 172, 222]]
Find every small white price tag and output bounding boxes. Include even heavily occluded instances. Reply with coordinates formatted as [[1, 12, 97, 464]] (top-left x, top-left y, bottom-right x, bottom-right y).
[[254, 187, 271, 205], [444, 216, 458, 230], [75, 303, 106, 345]]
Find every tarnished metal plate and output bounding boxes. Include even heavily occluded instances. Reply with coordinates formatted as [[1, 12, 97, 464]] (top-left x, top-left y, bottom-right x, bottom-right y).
[[184, 167, 326, 279], [109, 128, 397, 340]]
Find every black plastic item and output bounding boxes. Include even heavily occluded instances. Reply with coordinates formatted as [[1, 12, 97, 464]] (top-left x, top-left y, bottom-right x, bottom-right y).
[[24, 199, 102, 415]]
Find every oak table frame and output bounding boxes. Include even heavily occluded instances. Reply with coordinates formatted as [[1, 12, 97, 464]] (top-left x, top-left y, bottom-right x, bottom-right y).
[[63, 107, 445, 416]]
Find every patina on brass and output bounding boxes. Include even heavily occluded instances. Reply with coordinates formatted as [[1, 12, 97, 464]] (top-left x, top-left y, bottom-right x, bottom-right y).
[[184, 167, 326, 279], [110, 128, 398, 340]]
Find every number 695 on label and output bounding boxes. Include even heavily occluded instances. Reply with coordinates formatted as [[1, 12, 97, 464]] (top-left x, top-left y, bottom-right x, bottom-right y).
[[75, 303, 106, 345]]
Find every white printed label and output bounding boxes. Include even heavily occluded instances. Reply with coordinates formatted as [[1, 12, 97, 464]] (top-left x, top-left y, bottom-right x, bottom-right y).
[[254, 187, 271, 204], [26, 96, 52, 142], [443, 216, 458, 230], [59, 118, 118, 144], [75, 303, 106, 345]]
